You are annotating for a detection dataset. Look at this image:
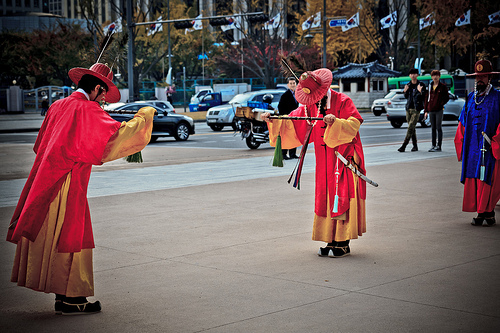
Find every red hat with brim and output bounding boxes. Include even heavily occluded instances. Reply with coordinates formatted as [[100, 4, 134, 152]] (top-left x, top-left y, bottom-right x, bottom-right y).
[[295, 68, 333, 105], [466, 59, 500, 77], [68, 63, 120, 103]]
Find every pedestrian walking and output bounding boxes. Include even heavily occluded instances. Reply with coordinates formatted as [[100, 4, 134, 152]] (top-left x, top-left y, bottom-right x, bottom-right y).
[[398, 68, 427, 152], [454, 59, 500, 226], [278, 77, 300, 159], [6, 62, 155, 315], [424, 70, 449, 152], [262, 68, 368, 258]]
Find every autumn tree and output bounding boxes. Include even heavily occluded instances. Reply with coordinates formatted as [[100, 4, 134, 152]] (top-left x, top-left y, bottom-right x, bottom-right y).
[[293, 0, 381, 67], [416, 0, 500, 72], [0, 24, 93, 88]]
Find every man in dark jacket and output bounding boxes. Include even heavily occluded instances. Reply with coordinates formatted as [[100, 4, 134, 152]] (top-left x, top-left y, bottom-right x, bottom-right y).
[[424, 70, 449, 152], [398, 68, 427, 152], [278, 77, 299, 159]]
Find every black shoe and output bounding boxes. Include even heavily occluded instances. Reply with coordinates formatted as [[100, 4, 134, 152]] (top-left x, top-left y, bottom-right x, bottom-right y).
[[55, 300, 63, 315], [317, 246, 333, 257], [485, 217, 496, 227], [434, 146, 441, 151], [398, 145, 406, 152], [289, 154, 299, 159], [61, 301, 101, 316], [328, 246, 350, 258], [428, 146, 436, 152], [411, 145, 418, 152], [471, 217, 484, 226], [283, 155, 290, 160]]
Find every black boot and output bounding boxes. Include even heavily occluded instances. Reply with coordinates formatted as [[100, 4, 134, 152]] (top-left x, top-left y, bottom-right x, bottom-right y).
[[398, 139, 409, 152], [318, 241, 337, 257], [328, 240, 351, 258], [411, 135, 418, 151]]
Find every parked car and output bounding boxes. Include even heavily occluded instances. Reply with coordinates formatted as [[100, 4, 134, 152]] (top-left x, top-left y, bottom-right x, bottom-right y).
[[385, 92, 465, 128], [106, 103, 195, 142], [104, 100, 175, 112], [205, 89, 285, 131], [371, 89, 404, 116]]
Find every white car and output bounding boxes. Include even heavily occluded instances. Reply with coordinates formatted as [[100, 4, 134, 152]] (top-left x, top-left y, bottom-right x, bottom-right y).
[[205, 89, 285, 131], [371, 89, 404, 116], [386, 92, 465, 128]]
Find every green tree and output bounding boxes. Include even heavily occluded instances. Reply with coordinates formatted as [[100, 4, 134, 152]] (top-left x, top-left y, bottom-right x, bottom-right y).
[[0, 24, 93, 88]]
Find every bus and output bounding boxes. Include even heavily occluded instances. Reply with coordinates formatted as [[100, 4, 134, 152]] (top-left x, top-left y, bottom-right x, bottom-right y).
[[388, 74, 454, 94]]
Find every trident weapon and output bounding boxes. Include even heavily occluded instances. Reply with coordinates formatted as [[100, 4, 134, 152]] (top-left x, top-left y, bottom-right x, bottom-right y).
[[335, 151, 379, 187]]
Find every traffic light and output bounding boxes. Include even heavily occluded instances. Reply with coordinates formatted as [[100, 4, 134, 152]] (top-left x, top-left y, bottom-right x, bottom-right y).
[[247, 13, 269, 23], [209, 17, 231, 27], [173, 20, 194, 29]]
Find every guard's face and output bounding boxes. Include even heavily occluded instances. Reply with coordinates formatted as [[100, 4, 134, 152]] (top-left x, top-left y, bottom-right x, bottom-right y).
[[476, 74, 489, 92], [287, 80, 297, 92]]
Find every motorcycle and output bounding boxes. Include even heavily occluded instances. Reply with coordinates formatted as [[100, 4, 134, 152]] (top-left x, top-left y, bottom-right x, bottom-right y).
[[234, 103, 277, 149]]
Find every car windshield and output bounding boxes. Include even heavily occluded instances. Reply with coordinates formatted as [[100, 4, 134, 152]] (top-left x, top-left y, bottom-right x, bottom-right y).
[[384, 91, 398, 99], [229, 93, 253, 104]]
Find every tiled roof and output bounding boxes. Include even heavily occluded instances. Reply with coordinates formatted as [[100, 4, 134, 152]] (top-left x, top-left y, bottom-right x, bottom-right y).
[[332, 61, 401, 79]]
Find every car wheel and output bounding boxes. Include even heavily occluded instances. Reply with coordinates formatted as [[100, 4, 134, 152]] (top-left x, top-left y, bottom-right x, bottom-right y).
[[390, 120, 403, 128], [150, 135, 159, 143], [231, 121, 238, 131], [174, 122, 190, 141], [210, 124, 224, 131], [373, 110, 382, 116]]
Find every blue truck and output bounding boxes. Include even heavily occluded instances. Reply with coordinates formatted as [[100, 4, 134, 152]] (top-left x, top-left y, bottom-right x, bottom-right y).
[[191, 92, 226, 112]]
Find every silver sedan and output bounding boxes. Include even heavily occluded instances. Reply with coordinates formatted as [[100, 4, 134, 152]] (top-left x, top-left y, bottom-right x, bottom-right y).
[[385, 93, 465, 128]]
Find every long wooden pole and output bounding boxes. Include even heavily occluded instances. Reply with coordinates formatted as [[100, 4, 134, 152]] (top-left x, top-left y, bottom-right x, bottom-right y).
[[269, 115, 324, 120]]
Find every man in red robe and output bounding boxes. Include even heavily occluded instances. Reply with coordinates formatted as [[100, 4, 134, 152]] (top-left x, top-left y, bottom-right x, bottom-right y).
[[262, 68, 367, 258], [7, 63, 155, 315], [454, 60, 500, 226]]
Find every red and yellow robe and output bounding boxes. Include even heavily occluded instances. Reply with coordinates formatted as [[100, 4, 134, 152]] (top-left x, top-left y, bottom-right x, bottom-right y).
[[267, 89, 367, 242], [7, 92, 154, 297]]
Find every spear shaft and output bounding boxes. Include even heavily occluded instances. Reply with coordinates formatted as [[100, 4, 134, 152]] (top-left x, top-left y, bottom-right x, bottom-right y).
[[269, 115, 324, 120], [106, 109, 159, 116]]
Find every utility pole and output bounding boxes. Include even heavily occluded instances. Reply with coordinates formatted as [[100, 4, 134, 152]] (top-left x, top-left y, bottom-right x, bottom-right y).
[[322, 0, 327, 68], [126, 0, 134, 101]]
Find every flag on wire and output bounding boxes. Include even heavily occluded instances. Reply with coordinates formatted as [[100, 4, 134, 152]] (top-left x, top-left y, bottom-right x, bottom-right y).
[[302, 12, 321, 30], [380, 11, 397, 29], [147, 16, 163, 36], [488, 10, 500, 25], [342, 12, 359, 32], [264, 13, 281, 30], [455, 10, 471, 26], [104, 20, 122, 34], [221, 17, 239, 32], [185, 15, 203, 34], [419, 13, 435, 30]]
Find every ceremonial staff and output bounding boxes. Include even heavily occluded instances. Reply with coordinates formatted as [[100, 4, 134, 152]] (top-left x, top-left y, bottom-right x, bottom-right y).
[[269, 115, 323, 121], [106, 109, 159, 116]]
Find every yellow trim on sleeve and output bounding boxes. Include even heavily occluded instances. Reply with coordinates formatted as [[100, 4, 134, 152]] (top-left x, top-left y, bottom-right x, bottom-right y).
[[101, 107, 155, 162], [323, 116, 360, 149]]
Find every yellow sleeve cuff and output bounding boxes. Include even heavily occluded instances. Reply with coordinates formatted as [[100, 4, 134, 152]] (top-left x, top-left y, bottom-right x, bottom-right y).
[[323, 117, 361, 149], [101, 107, 155, 162]]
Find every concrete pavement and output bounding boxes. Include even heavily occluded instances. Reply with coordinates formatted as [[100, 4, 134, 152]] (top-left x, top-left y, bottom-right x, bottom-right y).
[[0, 115, 499, 332]]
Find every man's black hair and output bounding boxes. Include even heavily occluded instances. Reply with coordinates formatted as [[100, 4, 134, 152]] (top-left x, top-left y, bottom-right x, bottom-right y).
[[77, 74, 108, 94], [288, 77, 297, 83]]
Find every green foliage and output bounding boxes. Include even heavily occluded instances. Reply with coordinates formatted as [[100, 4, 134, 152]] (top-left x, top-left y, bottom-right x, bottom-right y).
[[0, 24, 93, 88]]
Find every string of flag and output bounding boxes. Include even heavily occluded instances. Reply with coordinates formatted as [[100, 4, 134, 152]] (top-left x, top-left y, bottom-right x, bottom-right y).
[[105, 9, 500, 36]]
